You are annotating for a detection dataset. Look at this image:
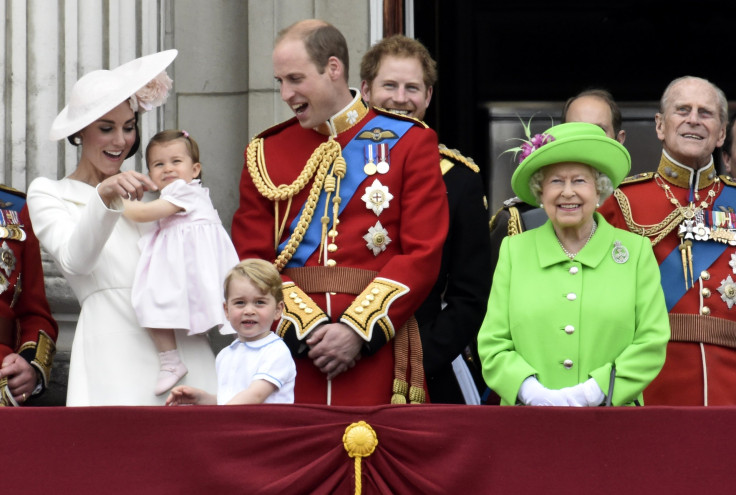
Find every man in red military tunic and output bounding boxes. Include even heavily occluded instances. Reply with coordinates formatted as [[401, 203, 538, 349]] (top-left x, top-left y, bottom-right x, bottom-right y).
[[599, 76, 736, 405], [231, 19, 448, 405], [0, 186, 58, 406]]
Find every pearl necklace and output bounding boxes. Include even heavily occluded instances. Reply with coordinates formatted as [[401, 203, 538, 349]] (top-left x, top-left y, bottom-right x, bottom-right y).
[[557, 221, 597, 259]]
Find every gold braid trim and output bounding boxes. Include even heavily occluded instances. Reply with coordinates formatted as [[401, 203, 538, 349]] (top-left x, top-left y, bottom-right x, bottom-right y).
[[18, 330, 56, 388], [613, 188, 683, 246], [247, 137, 342, 272], [507, 206, 523, 236], [277, 282, 329, 339]]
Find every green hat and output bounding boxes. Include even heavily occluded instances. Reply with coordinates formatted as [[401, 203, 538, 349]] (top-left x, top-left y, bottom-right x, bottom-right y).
[[510, 122, 631, 206]]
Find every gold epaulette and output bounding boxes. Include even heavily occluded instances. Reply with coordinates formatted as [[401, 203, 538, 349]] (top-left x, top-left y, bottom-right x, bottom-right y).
[[438, 144, 480, 174], [720, 175, 736, 187], [373, 107, 429, 128], [619, 172, 655, 185]]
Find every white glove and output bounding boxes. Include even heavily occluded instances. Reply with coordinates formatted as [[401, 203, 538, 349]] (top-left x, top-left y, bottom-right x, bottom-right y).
[[559, 378, 605, 407], [518, 376, 568, 406]]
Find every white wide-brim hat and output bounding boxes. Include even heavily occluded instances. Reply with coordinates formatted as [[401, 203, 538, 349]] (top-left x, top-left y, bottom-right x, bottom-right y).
[[49, 49, 178, 141]]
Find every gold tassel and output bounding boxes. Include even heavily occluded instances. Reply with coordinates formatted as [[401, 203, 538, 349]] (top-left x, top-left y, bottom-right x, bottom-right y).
[[391, 378, 408, 404]]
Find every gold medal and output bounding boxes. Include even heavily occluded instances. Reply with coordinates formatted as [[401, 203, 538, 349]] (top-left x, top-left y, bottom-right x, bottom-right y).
[[363, 162, 377, 175]]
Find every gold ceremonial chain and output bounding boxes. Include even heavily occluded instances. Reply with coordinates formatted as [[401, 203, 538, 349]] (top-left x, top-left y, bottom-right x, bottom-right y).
[[247, 137, 343, 272], [656, 174, 720, 289], [614, 188, 683, 246]]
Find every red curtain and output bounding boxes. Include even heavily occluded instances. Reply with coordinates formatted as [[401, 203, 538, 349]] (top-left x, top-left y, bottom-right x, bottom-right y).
[[4, 404, 734, 494]]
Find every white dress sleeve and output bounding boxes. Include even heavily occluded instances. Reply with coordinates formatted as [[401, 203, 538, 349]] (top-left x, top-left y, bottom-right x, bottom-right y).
[[27, 177, 123, 276]]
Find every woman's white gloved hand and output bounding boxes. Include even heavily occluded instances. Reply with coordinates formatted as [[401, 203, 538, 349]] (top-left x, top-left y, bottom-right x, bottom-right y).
[[559, 378, 605, 407], [518, 376, 568, 406]]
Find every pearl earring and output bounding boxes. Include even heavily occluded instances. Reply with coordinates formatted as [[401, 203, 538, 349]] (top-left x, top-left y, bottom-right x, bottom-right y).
[[73, 136, 82, 145]]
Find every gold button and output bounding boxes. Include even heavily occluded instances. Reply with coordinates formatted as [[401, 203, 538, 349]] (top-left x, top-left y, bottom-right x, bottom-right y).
[[361, 300, 370, 307], [327, 259, 337, 267], [298, 303, 307, 309], [702, 288, 711, 298], [289, 292, 298, 299], [294, 297, 302, 304], [701, 306, 711, 316], [305, 308, 313, 314], [366, 294, 375, 301], [327, 243, 338, 252], [371, 288, 380, 295], [355, 307, 364, 314], [701, 271, 710, 281]]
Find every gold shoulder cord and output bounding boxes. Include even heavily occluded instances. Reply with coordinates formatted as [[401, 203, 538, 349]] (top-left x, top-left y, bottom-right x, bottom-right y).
[[246, 136, 342, 272], [507, 207, 523, 236], [613, 188, 683, 246]]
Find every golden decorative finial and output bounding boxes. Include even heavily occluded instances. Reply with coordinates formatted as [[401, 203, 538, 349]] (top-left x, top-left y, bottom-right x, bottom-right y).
[[343, 421, 378, 495]]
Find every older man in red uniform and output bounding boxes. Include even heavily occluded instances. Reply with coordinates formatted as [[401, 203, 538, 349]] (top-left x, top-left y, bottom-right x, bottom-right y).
[[231, 20, 448, 405], [599, 76, 735, 405], [0, 186, 58, 406]]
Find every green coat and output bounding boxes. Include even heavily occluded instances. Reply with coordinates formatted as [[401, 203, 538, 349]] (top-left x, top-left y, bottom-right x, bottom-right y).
[[478, 213, 670, 406]]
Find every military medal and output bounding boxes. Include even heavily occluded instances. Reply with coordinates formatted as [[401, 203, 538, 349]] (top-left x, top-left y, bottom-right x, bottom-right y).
[[0, 241, 15, 277], [364, 145, 377, 175], [376, 143, 389, 174], [718, 275, 736, 309], [361, 179, 394, 216], [363, 221, 391, 256]]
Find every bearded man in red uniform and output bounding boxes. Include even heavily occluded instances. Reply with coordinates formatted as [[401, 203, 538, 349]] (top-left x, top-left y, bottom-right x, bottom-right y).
[[231, 19, 448, 405], [0, 187, 58, 406], [599, 76, 735, 405]]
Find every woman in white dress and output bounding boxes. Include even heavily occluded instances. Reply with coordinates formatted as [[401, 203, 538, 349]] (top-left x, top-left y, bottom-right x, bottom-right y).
[[26, 50, 217, 406]]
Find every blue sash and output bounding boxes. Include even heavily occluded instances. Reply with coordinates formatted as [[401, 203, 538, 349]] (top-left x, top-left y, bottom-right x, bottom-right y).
[[280, 115, 414, 268], [660, 185, 736, 310]]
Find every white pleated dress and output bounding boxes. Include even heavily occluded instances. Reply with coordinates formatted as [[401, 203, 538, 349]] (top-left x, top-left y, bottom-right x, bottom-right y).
[[132, 179, 239, 335]]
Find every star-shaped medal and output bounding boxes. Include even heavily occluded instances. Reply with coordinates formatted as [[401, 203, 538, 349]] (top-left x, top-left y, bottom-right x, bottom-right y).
[[361, 179, 394, 216]]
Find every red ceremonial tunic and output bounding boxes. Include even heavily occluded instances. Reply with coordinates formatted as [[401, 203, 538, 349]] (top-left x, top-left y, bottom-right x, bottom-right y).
[[599, 152, 736, 405], [231, 94, 448, 405], [0, 186, 58, 404]]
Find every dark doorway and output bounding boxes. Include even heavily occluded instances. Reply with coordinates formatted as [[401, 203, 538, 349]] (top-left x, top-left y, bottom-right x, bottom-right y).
[[413, 0, 735, 210]]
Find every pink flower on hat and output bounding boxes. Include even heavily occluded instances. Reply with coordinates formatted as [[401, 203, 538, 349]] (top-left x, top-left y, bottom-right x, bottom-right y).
[[129, 71, 173, 112], [518, 133, 555, 163]]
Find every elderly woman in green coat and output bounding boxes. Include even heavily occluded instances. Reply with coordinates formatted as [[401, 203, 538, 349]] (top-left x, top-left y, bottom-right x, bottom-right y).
[[478, 122, 669, 406]]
